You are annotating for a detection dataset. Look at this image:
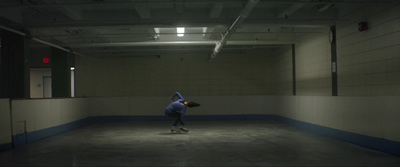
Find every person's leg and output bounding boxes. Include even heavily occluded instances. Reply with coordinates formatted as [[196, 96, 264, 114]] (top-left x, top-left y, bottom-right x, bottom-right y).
[[173, 118, 180, 126], [171, 111, 181, 126], [167, 111, 181, 132], [179, 119, 184, 126], [178, 118, 188, 132]]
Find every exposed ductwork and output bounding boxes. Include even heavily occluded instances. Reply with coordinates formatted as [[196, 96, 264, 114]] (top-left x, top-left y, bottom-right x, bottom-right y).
[[209, 0, 259, 60]]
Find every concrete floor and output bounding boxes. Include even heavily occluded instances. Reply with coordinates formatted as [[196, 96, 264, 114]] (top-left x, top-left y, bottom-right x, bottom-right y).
[[1, 120, 400, 166]]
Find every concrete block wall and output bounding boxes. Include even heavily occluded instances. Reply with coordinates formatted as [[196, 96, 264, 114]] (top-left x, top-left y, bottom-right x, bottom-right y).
[[75, 51, 291, 97], [269, 45, 294, 95], [337, 4, 400, 96], [85, 96, 169, 117], [295, 28, 332, 96], [86, 95, 276, 117], [0, 99, 11, 149]]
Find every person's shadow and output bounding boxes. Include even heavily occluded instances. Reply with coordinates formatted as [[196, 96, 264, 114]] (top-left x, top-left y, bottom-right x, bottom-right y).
[[158, 132, 188, 135]]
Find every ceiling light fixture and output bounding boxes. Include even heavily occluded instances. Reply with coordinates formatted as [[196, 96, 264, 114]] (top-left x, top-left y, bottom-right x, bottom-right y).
[[202, 27, 208, 37], [177, 27, 185, 37]]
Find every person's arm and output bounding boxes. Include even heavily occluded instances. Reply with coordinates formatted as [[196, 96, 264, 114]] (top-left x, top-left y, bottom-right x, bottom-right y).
[[170, 92, 184, 101]]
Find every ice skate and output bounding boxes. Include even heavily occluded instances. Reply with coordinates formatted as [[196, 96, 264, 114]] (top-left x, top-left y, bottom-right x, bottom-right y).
[[170, 126, 180, 133], [179, 126, 189, 133]]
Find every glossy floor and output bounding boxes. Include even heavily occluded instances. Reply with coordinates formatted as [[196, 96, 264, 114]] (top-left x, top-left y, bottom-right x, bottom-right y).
[[1, 120, 400, 166]]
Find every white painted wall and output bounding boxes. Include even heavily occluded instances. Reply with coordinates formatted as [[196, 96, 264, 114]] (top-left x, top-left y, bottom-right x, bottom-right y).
[[0, 99, 11, 146], [275, 96, 400, 142], [7, 95, 400, 144], [11, 98, 88, 136], [8, 95, 275, 135]]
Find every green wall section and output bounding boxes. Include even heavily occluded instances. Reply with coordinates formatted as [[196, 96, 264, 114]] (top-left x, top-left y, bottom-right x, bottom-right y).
[[51, 48, 71, 98], [0, 31, 30, 99]]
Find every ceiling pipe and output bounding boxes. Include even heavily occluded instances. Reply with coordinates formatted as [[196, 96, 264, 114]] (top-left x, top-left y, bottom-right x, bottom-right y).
[[0, 25, 26, 36], [0, 25, 86, 57], [210, 0, 259, 60], [317, 3, 334, 12]]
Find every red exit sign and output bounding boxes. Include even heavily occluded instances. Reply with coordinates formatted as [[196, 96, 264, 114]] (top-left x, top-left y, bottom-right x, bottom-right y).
[[43, 57, 50, 63]]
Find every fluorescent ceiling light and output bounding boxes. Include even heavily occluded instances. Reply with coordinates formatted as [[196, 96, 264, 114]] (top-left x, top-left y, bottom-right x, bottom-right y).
[[154, 28, 160, 34], [177, 27, 185, 37], [177, 27, 185, 33], [202, 27, 207, 37]]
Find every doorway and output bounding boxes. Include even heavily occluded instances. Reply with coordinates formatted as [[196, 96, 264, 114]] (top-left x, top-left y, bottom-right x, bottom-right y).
[[43, 76, 52, 98]]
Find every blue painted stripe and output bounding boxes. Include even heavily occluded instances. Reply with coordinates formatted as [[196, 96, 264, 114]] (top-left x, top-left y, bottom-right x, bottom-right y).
[[88, 114, 276, 122], [11, 119, 88, 146], [274, 116, 400, 156], [186, 114, 276, 121], [27, 119, 87, 143], [0, 143, 12, 150], [12, 133, 26, 147]]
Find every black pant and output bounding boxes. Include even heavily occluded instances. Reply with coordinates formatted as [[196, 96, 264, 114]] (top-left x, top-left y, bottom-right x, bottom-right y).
[[166, 111, 184, 126]]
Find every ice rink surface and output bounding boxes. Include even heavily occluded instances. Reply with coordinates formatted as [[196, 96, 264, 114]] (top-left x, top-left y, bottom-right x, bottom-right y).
[[1, 120, 400, 166]]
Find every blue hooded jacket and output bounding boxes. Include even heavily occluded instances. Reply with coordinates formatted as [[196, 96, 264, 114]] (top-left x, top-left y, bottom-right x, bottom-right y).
[[164, 92, 187, 123]]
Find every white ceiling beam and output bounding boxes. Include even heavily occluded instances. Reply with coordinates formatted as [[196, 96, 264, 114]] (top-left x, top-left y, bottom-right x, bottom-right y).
[[148, 28, 158, 40], [65, 40, 293, 48], [202, 27, 214, 39]]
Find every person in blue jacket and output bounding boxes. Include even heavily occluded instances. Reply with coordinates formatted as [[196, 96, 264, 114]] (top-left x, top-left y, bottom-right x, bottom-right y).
[[165, 92, 200, 133]]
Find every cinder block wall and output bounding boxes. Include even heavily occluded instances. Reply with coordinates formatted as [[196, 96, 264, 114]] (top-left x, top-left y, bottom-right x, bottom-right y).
[[75, 50, 293, 97], [295, 28, 332, 96], [84, 96, 276, 117], [337, 5, 400, 96], [268, 45, 293, 95]]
